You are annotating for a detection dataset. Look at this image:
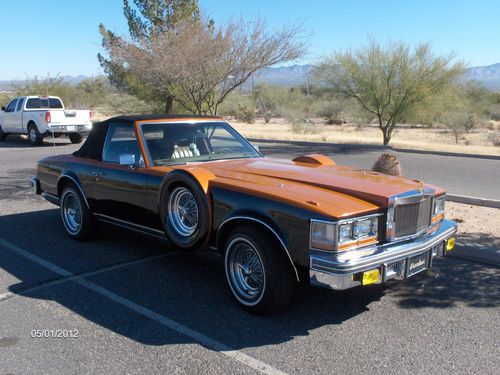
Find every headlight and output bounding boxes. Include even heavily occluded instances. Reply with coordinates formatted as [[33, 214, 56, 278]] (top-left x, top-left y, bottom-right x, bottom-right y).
[[310, 220, 335, 251], [433, 196, 445, 216], [310, 214, 380, 252]]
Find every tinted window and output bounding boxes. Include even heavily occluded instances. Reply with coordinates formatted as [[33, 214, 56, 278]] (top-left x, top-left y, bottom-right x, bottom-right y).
[[102, 123, 142, 164], [40, 98, 49, 108], [6, 99, 18, 112], [49, 98, 63, 108], [16, 98, 24, 112], [26, 98, 40, 109]]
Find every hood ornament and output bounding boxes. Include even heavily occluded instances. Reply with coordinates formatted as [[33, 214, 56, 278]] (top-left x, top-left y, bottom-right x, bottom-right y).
[[417, 181, 424, 192]]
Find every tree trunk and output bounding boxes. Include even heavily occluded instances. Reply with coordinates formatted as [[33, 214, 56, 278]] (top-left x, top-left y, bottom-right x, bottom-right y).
[[164, 96, 173, 114]]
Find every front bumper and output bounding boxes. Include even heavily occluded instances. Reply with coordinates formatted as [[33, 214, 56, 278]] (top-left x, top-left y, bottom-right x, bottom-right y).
[[309, 219, 457, 290], [30, 176, 41, 195]]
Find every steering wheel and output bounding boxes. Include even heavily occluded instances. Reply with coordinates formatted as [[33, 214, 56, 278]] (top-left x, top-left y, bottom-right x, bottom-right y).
[[213, 148, 233, 155]]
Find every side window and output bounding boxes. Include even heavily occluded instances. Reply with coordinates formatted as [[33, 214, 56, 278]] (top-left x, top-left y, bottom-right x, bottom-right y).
[[102, 123, 142, 165], [49, 98, 63, 108], [26, 98, 40, 109], [16, 98, 25, 112], [6, 99, 18, 112]]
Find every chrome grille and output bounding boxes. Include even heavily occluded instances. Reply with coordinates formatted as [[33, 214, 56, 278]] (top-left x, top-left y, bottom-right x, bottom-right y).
[[393, 197, 432, 238]]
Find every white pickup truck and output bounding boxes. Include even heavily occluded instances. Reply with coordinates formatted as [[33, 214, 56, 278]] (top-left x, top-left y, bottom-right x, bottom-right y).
[[0, 96, 92, 145]]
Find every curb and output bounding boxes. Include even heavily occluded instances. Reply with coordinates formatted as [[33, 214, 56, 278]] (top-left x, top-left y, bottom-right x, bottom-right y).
[[447, 194, 500, 209], [450, 242, 500, 267], [248, 138, 500, 160]]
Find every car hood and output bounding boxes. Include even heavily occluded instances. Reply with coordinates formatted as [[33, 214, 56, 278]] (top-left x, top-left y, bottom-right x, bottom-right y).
[[155, 157, 442, 219]]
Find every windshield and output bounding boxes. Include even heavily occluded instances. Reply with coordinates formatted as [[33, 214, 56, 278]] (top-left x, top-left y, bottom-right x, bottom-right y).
[[141, 121, 260, 166]]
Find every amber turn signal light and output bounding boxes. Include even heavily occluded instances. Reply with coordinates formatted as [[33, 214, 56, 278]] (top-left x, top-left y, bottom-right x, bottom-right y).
[[446, 237, 456, 252]]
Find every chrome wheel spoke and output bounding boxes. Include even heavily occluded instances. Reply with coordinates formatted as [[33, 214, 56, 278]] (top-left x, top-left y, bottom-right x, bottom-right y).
[[167, 187, 199, 237], [227, 239, 266, 303]]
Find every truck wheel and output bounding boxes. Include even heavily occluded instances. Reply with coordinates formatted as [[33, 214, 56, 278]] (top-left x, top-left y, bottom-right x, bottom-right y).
[[27, 123, 43, 146], [69, 133, 83, 144], [60, 185, 98, 241], [224, 225, 296, 314], [0, 125, 6, 141]]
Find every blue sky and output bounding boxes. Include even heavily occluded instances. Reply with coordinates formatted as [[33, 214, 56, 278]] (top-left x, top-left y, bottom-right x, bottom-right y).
[[1, 0, 499, 80]]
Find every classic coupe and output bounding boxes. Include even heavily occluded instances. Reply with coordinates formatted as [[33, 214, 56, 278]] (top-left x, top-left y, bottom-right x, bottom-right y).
[[31, 115, 457, 313]]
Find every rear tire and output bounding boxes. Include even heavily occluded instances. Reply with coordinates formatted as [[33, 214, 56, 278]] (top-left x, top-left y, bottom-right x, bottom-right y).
[[0, 125, 6, 141], [223, 225, 296, 314], [69, 133, 83, 144], [60, 185, 98, 240], [27, 123, 43, 146]]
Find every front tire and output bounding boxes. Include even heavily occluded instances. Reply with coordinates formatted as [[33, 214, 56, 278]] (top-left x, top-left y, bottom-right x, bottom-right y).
[[0, 125, 7, 141], [224, 226, 296, 314], [27, 123, 43, 146], [60, 186, 98, 240], [69, 133, 83, 144]]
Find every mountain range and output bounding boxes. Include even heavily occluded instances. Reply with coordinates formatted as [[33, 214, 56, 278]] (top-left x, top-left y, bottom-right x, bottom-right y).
[[2, 63, 500, 92]]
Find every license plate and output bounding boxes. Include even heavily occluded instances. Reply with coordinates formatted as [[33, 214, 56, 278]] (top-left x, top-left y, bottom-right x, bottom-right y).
[[407, 252, 428, 277], [66, 126, 76, 132]]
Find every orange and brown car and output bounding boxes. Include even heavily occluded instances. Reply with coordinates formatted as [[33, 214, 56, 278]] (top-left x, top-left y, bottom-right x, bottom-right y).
[[31, 115, 457, 314]]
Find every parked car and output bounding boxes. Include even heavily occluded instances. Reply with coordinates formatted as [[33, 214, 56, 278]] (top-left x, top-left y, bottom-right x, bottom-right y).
[[30, 115, 457, 313], [0, 96, 92, 145]]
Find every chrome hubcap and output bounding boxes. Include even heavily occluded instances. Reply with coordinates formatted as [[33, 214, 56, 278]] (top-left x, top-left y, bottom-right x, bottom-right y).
[[62, 192, 82, 234], [227, 238, 265, 303], [167, 187, 199, 237]]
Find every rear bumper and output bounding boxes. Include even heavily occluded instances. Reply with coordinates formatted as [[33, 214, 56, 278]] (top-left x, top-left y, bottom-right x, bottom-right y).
[[46, 123, 92, 134], [309, 219, 457, 290]]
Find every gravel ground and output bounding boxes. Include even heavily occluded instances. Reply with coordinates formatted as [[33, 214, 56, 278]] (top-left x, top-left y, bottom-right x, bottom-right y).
[[447, 202, 500, 247]]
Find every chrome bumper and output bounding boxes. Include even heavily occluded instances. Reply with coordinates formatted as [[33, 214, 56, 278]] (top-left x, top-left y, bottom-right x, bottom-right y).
[[30, 176, 41, 195], [47, 124, 91, 133], [309, 219, 457, 290]]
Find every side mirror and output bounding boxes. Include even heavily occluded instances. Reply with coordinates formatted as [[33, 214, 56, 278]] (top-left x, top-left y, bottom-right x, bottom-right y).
[[119, 154, 136, 167], [1, 106, 6, 112]]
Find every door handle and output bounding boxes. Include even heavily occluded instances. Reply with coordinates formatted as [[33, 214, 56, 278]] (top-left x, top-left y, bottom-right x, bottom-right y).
[[92, 172, 105, 177]]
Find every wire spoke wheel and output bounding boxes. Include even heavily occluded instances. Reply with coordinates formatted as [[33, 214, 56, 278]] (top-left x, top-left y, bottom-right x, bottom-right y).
[[62, 191, 82, 234], [227, 238, 266, 304], [167, 187, 199, 237]]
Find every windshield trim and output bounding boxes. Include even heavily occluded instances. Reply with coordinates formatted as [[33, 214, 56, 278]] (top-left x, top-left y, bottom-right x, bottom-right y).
[[138, 121, 262, 167]]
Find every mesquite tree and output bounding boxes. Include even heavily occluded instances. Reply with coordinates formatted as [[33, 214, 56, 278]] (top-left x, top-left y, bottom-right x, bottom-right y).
[[314, 40, 465, 145], [99, 1, 306, 115], [98, 0, 200, 113]]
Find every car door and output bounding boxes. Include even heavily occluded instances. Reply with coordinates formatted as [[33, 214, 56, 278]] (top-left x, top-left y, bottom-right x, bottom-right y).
[[12, 97, 25, 132], [2, 99, 18, 131], [90, 122, 149, 224]]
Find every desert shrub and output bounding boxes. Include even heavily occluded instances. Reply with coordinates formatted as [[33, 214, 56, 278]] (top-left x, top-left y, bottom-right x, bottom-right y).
[[488, 133, 500, 146], [311, 97, 344, 124], [236, 104, 256, 123]]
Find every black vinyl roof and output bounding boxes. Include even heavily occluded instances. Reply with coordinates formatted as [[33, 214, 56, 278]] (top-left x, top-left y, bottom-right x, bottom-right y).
[[98, 114, 222, 125]]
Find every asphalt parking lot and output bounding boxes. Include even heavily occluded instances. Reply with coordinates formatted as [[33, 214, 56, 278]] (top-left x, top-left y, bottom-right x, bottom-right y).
[[1, 137, 499, 374]]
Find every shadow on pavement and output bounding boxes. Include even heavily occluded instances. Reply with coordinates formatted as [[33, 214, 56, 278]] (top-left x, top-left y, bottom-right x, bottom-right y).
[[1, 208, 498, 349], [0, 135, 73, 148]]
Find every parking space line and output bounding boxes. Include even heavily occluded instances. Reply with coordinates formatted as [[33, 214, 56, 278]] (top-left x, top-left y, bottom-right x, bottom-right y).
[[0, 252, 175, 303], [0, 238, 287, 375]]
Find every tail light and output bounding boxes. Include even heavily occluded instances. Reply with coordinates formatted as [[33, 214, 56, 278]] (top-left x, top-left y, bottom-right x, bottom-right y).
[[45, 111, 51, 123], [89, 111, 93, 121]]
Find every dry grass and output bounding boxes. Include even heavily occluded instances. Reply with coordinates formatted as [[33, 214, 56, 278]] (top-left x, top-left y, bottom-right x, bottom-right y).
[[229, 118, 500, 156]]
